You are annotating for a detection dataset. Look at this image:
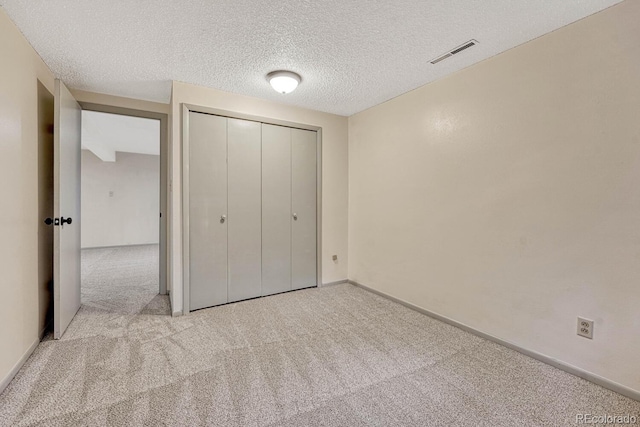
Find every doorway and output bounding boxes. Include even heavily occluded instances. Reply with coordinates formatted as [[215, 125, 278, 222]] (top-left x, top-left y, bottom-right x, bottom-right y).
[[42, 80, 170, 340], [78, 105, 169, 318]]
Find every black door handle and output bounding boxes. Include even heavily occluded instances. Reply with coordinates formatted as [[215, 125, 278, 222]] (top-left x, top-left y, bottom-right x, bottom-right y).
[[44, 217, 71, 226]]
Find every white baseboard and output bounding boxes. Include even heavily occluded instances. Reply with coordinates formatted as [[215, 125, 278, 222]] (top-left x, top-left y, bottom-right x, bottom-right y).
[[0, 337, 40, 395], [320, 279, 348, 287], [349, 280, 640, 402]]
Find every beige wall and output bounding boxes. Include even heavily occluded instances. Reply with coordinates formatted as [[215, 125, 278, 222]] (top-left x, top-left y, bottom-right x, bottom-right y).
[[171, 81, 349, 313], [0, 9, 55, 389], [349, 1, 640, 393], [81, 151, 159, 248]]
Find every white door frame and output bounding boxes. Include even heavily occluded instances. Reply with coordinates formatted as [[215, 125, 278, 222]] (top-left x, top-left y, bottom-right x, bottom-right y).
[[78, 102, 170, 296], [181, 103, 323, 314]]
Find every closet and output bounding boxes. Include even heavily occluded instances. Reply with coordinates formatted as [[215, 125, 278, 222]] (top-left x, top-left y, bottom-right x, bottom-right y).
[[188, 111, 317, 311]]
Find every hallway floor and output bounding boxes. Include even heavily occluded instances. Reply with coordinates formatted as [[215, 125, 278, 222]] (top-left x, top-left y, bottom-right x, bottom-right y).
[[0, 245, 638, 426]]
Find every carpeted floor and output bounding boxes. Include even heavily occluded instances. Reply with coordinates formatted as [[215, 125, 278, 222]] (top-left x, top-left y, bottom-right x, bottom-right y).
[[0, 245, 638, 426]]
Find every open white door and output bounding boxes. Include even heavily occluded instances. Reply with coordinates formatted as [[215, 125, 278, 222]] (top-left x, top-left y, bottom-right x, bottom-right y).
[[53, 80, 82, 339]]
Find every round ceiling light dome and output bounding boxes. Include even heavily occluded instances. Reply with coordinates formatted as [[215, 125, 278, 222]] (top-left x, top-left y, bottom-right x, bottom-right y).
[[267, 70, 301, 94]]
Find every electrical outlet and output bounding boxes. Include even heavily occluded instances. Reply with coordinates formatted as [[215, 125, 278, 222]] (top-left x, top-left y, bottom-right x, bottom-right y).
[[577, 317, 594, 339]]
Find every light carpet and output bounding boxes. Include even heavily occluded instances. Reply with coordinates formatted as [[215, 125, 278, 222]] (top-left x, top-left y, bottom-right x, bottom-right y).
[[0, 245, 638, 426]]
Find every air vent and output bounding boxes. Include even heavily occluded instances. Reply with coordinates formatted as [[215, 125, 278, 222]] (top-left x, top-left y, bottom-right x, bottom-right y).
[[430, 39, 478, 65]]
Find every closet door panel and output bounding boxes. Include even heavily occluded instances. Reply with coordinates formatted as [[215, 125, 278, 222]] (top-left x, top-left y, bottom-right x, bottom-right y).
[[261, 124, 292, 296], [227, 118, 262, 302], [189, 112, 228, 310], [291, 129, 317, 290]]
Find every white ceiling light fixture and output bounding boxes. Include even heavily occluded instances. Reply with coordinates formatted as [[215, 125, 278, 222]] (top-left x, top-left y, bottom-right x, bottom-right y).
[[267, 70, 301, 94]]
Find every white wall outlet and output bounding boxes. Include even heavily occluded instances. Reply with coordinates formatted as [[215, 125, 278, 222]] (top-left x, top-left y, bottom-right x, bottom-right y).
[[577, 317, 594, 339]]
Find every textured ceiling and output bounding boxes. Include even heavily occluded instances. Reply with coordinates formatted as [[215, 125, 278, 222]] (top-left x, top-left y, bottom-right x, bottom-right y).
[[1, 0, 622, 116], [82, 111, 159, 162]]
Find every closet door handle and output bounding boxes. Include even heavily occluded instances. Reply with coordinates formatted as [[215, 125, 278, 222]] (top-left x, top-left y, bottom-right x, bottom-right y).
[[220, 215, 226, 224], [292, 213, 298, 221]]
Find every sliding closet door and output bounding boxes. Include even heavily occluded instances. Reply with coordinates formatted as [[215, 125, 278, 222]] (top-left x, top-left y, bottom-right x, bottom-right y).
[[291, 129, 317, 290], [189, 113, 228, 310], [227, 118, 262, 302], [262, 124, 292, 295]]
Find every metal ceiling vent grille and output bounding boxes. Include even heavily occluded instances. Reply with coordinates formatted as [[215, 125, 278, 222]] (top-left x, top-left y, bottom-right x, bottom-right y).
[[430, 39, 478, 64]]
